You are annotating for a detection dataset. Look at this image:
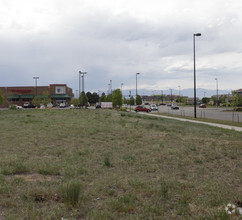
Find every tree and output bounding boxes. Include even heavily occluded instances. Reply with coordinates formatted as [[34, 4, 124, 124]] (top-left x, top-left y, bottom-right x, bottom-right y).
[[79, 91, 88, 106], [100, 92, 106, 102], [92, 92, 99, 104], [231, 91, 242, 108], [201, 97, 210, 105], [86, 92, 92, 103], [71, 98, 79, 107], [136, 95, 142, 105], [130, 96, 135, 105], [32, 96, 41, 107], [0, 90, 4, 105], [106, 94, 112, 102], [41, 91, 51, 106], [112, 89, 122, 108]]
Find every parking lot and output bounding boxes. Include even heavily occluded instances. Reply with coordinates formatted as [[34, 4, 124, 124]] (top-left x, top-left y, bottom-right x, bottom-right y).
[[157, 105, 242, 123]]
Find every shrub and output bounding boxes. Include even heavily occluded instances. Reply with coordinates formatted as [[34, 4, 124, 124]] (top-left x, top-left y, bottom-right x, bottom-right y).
[[104, 156, 112, 167], [119, 107, 127, 112], [9, 104, 17, 110], [62, 181, 81, 206]]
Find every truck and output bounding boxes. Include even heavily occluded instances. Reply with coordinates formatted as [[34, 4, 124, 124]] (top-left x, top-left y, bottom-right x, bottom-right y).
[[96, 102, 113, 109]]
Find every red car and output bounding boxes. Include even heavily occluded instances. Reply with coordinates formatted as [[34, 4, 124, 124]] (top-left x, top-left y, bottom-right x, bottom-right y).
[[135, 106, 151, 112], [199, 104, 206, 108]]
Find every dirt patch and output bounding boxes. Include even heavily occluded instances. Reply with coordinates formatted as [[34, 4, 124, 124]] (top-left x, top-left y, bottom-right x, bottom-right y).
[[13, 173, 60, 182]]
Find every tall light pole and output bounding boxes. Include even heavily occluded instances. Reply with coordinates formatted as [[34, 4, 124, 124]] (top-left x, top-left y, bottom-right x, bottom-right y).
[[33, 77, 39, 97], [193, 33, 201, 118], [110, 80, 112, 94], [178, 86, 181, 97], [170, 88, 172, 102], [136, 73, 140, 98], [76, 90, 78, 98], [121, 83, 123, 92], [161, 90, 163, 104], [215, 78, 218, 108], [108, 83, 110, 95], [79, 71, 87, 94]]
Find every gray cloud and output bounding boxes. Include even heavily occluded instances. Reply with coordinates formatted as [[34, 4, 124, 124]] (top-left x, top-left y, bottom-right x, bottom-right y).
[[0, 0, 242, 95]]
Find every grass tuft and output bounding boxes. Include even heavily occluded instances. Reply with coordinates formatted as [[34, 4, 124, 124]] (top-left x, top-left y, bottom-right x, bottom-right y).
[[62, 181, 81, 206]]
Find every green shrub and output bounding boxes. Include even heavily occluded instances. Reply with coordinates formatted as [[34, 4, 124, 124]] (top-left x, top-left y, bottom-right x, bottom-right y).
[[104, 156, 112, 167], [119, 107, 127, 112], [9, 104, 17, 110], [62, 181, 81, 206]]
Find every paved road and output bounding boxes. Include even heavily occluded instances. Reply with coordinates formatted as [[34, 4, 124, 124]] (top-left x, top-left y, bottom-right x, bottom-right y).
[[157, 106, 242, 123]]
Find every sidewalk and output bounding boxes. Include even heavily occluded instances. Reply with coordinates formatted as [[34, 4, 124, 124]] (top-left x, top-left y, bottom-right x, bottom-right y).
[[138, 112, 242, 132]]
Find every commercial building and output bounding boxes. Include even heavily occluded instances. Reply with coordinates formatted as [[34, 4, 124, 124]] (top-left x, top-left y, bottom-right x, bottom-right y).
[[0, 84, 74, 108]]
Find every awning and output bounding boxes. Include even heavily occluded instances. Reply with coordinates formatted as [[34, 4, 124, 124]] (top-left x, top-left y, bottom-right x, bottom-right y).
[[7, 94, 19, 99], [21, 94, 34, 99], [50, 94, 72, 98]]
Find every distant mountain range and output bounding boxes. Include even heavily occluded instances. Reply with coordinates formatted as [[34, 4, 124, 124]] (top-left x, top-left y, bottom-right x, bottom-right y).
[[122, 88, 233, 99]]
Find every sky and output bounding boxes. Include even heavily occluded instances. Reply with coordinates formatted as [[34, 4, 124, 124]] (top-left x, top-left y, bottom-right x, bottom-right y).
[[0, 0, 242, 97]]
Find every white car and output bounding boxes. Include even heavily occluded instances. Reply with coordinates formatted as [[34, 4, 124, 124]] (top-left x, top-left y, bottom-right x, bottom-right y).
[[47, 103, 53, 108], [150, 104, 158, 111], [16, 105, 23, 109], [59, 103, 66, 108], [70, 104, 75, 109]]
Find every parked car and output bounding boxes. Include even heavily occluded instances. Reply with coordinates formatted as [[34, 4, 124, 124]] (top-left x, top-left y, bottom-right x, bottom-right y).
[[23, 102, 34, 108], [16, 105, 23, 109], [199, 104, 206, 108], [171, 104, 179, 110], [47, 103, 53, 108], [70, 104, 75, 109], [150, 104, 158, 111], [135, 106, 151, 113], [159, 103, 166, 106], [59, 103, 66, 108], [96, 102, 101, 109]]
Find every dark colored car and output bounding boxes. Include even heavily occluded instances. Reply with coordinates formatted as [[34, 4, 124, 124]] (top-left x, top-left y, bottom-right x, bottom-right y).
[[135, 106, 151, 112], [96, 102, 101, 108]]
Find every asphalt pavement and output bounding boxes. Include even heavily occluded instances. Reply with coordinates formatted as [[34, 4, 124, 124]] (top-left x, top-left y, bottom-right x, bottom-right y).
[[157, 106, 242, 123]]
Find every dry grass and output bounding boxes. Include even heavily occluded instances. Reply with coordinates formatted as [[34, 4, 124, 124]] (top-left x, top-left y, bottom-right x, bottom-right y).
[[0, 109, 241, 219]]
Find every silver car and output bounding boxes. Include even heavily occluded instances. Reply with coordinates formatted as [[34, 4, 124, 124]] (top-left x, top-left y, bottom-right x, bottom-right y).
[[150, 104, 158, 111]]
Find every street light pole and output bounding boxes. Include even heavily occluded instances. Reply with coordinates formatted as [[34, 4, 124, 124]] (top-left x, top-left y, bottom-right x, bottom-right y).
[[79, 71, 87, 94], [215, 78, 218, 108], [121, 83, 123, 92], [33, 77, 39, 97], [193, 33, 201, 118], [110, 80, 112, 94], [170, 88, 172, 102], [136, 73, 140, 98], [161, 90, 163, 104]]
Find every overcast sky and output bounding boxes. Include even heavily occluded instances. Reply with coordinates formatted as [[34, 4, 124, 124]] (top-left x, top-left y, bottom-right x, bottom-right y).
[[0, 0, 242, 96]]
